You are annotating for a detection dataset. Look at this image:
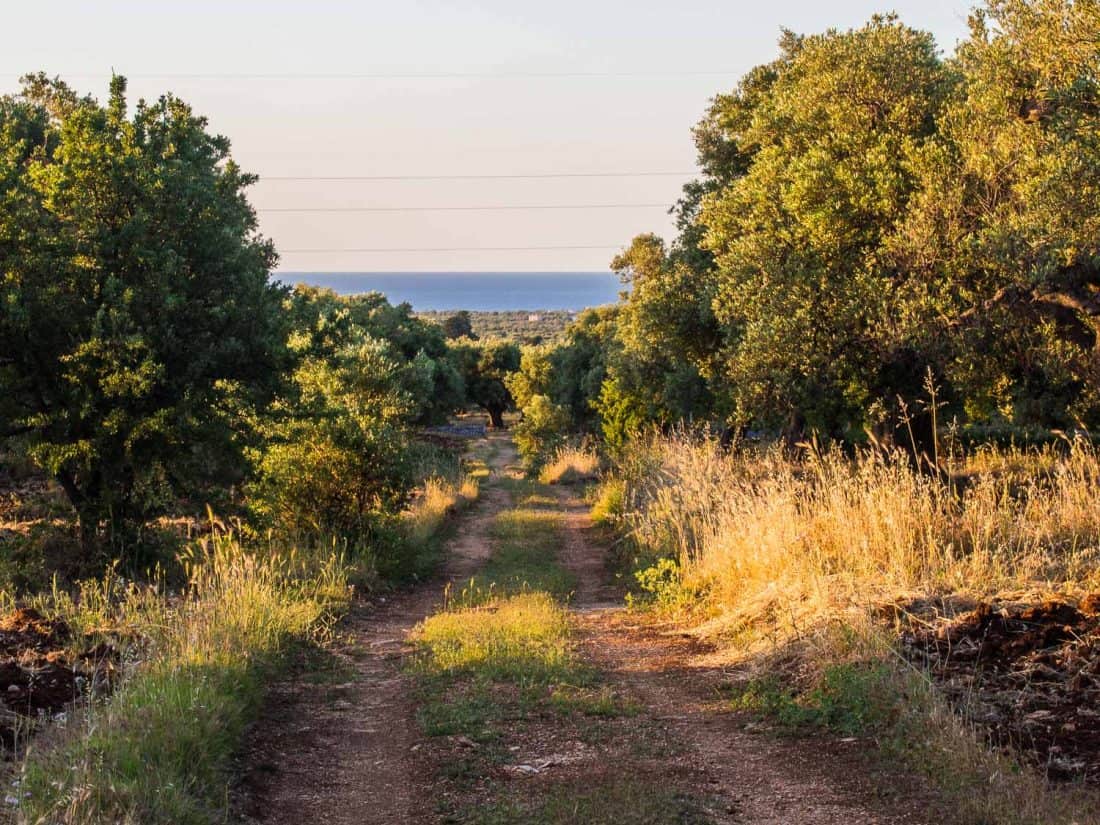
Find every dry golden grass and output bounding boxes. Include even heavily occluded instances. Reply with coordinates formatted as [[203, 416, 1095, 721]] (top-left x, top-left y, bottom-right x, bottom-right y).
[[401, 473, 480, 550], [610, 433, 1100, 823], [619, 435, 1100, 649], [537, 444, 601, 485]]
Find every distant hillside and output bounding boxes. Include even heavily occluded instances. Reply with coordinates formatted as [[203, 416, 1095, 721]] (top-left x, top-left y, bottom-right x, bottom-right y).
[[417, 310, 575, 343]]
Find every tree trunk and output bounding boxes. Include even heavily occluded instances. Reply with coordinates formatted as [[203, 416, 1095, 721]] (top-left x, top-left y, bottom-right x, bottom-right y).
[[486, 404, 506, 429], [56, 468, 99, 561]]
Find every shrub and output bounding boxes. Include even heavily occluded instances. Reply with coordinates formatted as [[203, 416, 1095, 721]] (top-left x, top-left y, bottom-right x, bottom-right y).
[[512, 395, 570, 470]]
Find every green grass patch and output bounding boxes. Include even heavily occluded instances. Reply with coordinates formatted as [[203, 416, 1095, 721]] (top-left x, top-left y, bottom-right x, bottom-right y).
[[409, 591, 601, 752], [455, 507, 576, 604], [414, 592, 576, 683]]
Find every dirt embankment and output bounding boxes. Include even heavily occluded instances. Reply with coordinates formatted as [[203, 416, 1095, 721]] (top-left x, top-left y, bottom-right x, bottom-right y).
[[0, 608, 117, 748], [906, 595, 1100, 782]]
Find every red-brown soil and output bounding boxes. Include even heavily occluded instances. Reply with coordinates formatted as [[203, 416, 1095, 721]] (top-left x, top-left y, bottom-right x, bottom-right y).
[[0, 608, 116, 748], [905, 595, 1100, 782]]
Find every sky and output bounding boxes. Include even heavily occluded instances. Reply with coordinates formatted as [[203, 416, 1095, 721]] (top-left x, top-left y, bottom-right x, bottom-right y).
[[2, 1, 973, 273]]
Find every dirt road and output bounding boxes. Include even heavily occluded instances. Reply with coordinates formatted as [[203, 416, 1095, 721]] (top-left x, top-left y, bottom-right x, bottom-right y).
[[238, 433, 952, 824], [236, 432, 519, 824]]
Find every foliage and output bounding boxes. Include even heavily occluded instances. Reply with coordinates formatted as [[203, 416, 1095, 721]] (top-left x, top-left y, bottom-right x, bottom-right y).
[[581, 1, 1100, 447], [893, 0, 1100, 427], [287, 285, 464, 426], [248, 332, 416, 555], [511, 395, 570, 470], [441, 310, 476, 339], [418, 310, 575, 344], [451, 339, 522, 428], [0, 75, 286, 559], [700, 16, 950, 436]]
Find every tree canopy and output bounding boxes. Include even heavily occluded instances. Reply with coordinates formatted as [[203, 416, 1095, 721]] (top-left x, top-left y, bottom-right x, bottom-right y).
[[0, 75, 286, 556]]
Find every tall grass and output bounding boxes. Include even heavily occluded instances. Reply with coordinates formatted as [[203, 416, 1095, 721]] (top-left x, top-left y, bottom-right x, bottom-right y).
[[605, 432, 1100, 823], [615, 434, 1100, 646], [537, 444, 601, 485], [401, 475, 480, 551], [388, 469, 481, 582], [12, 533, 349, 825]]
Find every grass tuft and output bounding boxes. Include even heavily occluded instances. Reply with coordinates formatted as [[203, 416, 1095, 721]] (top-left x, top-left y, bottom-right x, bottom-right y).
[[15, 533, 349, 825], [537, 445, 601, 485]]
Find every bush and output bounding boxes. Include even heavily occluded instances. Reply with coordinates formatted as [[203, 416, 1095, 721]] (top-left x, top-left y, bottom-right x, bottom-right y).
[[513, 395, 570, 470]]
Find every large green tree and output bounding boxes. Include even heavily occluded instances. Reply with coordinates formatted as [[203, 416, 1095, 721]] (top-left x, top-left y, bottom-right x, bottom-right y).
[[894, 0, 1100, 427], [701, 17, 950, 438], [451, 339, 521, 428], [0, 75, 286, 557], [286, 286, 464, 425]]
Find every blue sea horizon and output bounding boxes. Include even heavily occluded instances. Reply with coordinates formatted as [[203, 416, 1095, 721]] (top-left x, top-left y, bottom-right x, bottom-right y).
[[273, 271, 625, 312]]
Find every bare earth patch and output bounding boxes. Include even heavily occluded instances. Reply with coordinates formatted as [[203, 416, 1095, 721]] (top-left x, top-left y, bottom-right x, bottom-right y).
[[905, 595, 1100, 782]]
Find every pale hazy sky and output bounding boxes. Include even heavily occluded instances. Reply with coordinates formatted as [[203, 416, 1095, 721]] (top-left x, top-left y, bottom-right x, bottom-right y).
[[2, 1, 972, 272]]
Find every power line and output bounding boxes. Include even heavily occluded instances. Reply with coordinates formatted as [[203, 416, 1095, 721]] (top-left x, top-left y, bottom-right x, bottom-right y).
[[22, 71, 739, 80], [279, 245, 624, 253], [258, 203, 668, 213], [260, 171, 695, 181]]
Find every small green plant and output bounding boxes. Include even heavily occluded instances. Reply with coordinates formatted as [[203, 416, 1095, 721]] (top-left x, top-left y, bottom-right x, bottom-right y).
[[727, 663, 901, 737], [808, 662, 900, 736], [589, 478, 625, 528], [627, 557, 694, 611]]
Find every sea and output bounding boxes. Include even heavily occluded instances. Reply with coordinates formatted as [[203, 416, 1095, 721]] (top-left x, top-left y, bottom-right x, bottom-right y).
[[273, 271, 625, 312]]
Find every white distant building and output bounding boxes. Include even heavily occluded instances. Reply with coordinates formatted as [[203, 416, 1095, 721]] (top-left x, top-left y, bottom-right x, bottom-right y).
[[527, 313, 541, 322]]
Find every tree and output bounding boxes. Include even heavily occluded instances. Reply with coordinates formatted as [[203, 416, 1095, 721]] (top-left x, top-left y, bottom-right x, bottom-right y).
[[892, 0, 1100, 428], [451, 340, 521, 428], [287, 287, 464, 425], [0, 75, 286, 558], [250, 332, 415, 548], [441, 310, 476, 340], [610, 236, 721, 425], [701, 17, 950, 437], [512, 395, 570, 469]]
